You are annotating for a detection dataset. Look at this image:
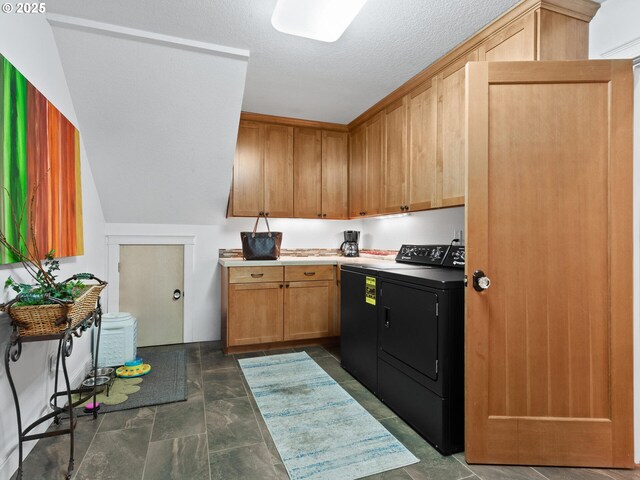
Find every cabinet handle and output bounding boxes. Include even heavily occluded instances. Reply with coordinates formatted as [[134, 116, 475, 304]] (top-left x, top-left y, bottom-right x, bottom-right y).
[[250, 273, 264, 278], [285, 283, 290, 288], [303, 272, 316, 276], [265, 212, 270, 216], [317, 213, 322, 217], [280, 284, 283, 288], [322, 213, 327, 217], [258, 211, 264, 216]]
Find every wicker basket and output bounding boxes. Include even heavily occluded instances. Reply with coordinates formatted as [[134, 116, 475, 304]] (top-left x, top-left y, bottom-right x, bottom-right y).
[[6, 284, 106, 337]]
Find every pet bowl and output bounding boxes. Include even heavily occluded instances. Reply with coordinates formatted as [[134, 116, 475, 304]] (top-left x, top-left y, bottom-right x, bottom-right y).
[[82, 376, 110, 388], [89, 367, 114, 378]]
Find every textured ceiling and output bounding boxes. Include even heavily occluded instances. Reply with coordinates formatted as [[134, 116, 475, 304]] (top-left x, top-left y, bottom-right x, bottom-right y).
[[47, 0, 523, 124]]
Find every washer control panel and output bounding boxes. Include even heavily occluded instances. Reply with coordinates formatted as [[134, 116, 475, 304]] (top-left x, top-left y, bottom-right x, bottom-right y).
[[396, 244, 465, 268]]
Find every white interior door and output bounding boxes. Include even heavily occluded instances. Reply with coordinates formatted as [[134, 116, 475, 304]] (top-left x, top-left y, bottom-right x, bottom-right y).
[[119, 244, 184, 347]]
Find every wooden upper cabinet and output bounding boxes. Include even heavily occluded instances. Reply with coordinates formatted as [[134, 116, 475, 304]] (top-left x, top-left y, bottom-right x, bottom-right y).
[[478, 12, 536, 61], [437, 50, 478, 207], [382, 98, 408, 213], [408, 78, 438, 211], [349, 126, 366, 217], [321, 130, 349, 219], [536, 8, 591, 60], [264, 124, 294, 217], [231, 0, 599, 219], [293, 127, 322, 218], [233, 121, 264, 216], [365, 112, 384, 216]]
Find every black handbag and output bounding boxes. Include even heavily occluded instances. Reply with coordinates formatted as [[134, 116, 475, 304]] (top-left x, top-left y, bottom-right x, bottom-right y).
[[240, 214, 282, 260]]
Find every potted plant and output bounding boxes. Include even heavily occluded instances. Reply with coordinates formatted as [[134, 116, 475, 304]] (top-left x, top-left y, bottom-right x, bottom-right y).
[[0, 192, 106, 337]]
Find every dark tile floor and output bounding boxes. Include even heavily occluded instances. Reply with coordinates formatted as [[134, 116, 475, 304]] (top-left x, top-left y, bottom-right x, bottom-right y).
[[12, 343, 640, 480]]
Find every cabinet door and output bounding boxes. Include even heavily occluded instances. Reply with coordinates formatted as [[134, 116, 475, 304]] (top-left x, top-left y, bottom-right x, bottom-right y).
[[284, 281, 335, 340], [264, 124, 294, 217], [293, 128, 322, 218], [321, 130, 349, 219], [349, 126, 366, 218], [228, 282, 283, 346], [382, 97, 408, 213], [233, 121, 264, 216], [408, 78, 438, 211], [478, 13, 535, 62], [365, 112, 384, 216], [438, 50, 477, 207]]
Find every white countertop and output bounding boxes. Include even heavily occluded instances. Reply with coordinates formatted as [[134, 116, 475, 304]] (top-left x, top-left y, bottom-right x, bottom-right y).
[[218, 255, 396, 267]]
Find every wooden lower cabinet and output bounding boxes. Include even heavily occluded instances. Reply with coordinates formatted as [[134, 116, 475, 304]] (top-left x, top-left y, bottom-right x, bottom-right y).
[[284, 281, 335, 341], [223, 265, 338, 353], [228, 282, 284, 346]]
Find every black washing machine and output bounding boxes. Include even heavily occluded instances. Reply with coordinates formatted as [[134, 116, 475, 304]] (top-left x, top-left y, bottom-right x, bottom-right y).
[[340, 244, 465, 455]]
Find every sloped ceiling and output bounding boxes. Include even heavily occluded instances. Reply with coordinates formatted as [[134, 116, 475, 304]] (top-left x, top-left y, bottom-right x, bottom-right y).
[[46, 0, 532, 224], [49, 20, 248, 224]]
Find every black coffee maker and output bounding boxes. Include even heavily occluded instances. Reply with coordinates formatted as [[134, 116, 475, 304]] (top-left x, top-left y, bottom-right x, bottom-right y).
[[340, 231, 360, 257]]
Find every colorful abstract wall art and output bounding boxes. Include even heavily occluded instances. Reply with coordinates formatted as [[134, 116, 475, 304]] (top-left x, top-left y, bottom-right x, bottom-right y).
[[0, 53, 83, 265]]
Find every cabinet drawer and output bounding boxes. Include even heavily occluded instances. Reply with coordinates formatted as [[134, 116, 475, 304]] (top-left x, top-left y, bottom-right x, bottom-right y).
[[285, 265, 335, 282], [229, 266, 284, 284]]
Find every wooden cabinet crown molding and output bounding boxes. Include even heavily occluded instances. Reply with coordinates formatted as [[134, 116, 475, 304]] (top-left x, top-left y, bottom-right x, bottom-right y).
[[240, 112, 348, 132], [347, 0, 599, 129]]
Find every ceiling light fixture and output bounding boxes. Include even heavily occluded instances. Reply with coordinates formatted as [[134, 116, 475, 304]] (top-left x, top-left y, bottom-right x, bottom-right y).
[[271, 0, 368, 43]]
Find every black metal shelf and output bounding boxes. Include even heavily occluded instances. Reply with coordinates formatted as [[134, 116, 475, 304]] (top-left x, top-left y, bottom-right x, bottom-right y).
[[5, 300, 104, 480]]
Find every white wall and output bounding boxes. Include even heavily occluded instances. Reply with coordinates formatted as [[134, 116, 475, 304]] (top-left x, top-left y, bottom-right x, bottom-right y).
[[589, 0, 640, 463], [0, 6, 106, 479], [105, 217, 363, 342], [105, 208, 464, 344], [361, 207, 465, 249]]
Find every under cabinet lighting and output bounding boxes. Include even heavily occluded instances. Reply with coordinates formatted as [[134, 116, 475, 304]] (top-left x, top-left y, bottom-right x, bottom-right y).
[[271, 0, 368, 43], [374, 213, 411, 220]]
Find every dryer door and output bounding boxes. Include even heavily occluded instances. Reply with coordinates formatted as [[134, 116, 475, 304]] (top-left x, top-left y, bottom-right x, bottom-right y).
[[379, 281, 438, 380]]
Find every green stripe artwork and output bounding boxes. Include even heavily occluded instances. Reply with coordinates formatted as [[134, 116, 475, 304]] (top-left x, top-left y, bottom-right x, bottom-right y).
[[2, 57, 28, 264]]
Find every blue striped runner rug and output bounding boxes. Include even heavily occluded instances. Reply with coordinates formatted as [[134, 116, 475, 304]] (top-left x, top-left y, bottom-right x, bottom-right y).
[[239, 352, 418, 480]]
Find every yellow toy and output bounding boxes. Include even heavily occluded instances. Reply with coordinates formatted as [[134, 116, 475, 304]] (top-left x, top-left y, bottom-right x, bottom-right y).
[[116, 358, 151, 378]]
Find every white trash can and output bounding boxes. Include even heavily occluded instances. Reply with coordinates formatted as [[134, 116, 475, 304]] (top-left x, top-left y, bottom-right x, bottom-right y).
[[94, 312, 137, 367]]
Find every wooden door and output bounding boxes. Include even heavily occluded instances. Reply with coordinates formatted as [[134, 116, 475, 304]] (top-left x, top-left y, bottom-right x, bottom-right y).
[[382, 98, 408, 213], [365, 112, 384, 216], [408, 78, 438, 211], [228, 282, 284, 346], [284, 281, 334, 341], [321, 130, 348, 219], [119, 245, 184, 347], [233, 121, 264, 216], [478, 13, 535, 62], [349, 126, 366, 218], [293, 128, 322, 218], [264, 124, 293, 217], [438, 50, 477, 207], [465, 60, 633, 468]]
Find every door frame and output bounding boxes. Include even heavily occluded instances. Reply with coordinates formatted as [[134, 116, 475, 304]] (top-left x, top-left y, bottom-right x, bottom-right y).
[[600, 43, 640, 464], [106, 235, 196, 343]]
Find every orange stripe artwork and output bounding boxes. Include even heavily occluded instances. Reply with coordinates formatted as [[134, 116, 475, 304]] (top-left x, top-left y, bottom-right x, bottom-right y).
[[47, 101, 61, 257]]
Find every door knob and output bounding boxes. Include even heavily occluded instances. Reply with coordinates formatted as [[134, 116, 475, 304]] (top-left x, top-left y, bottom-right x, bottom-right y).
[[173, 289, 182, 300], [472, 270, 491, 292]]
